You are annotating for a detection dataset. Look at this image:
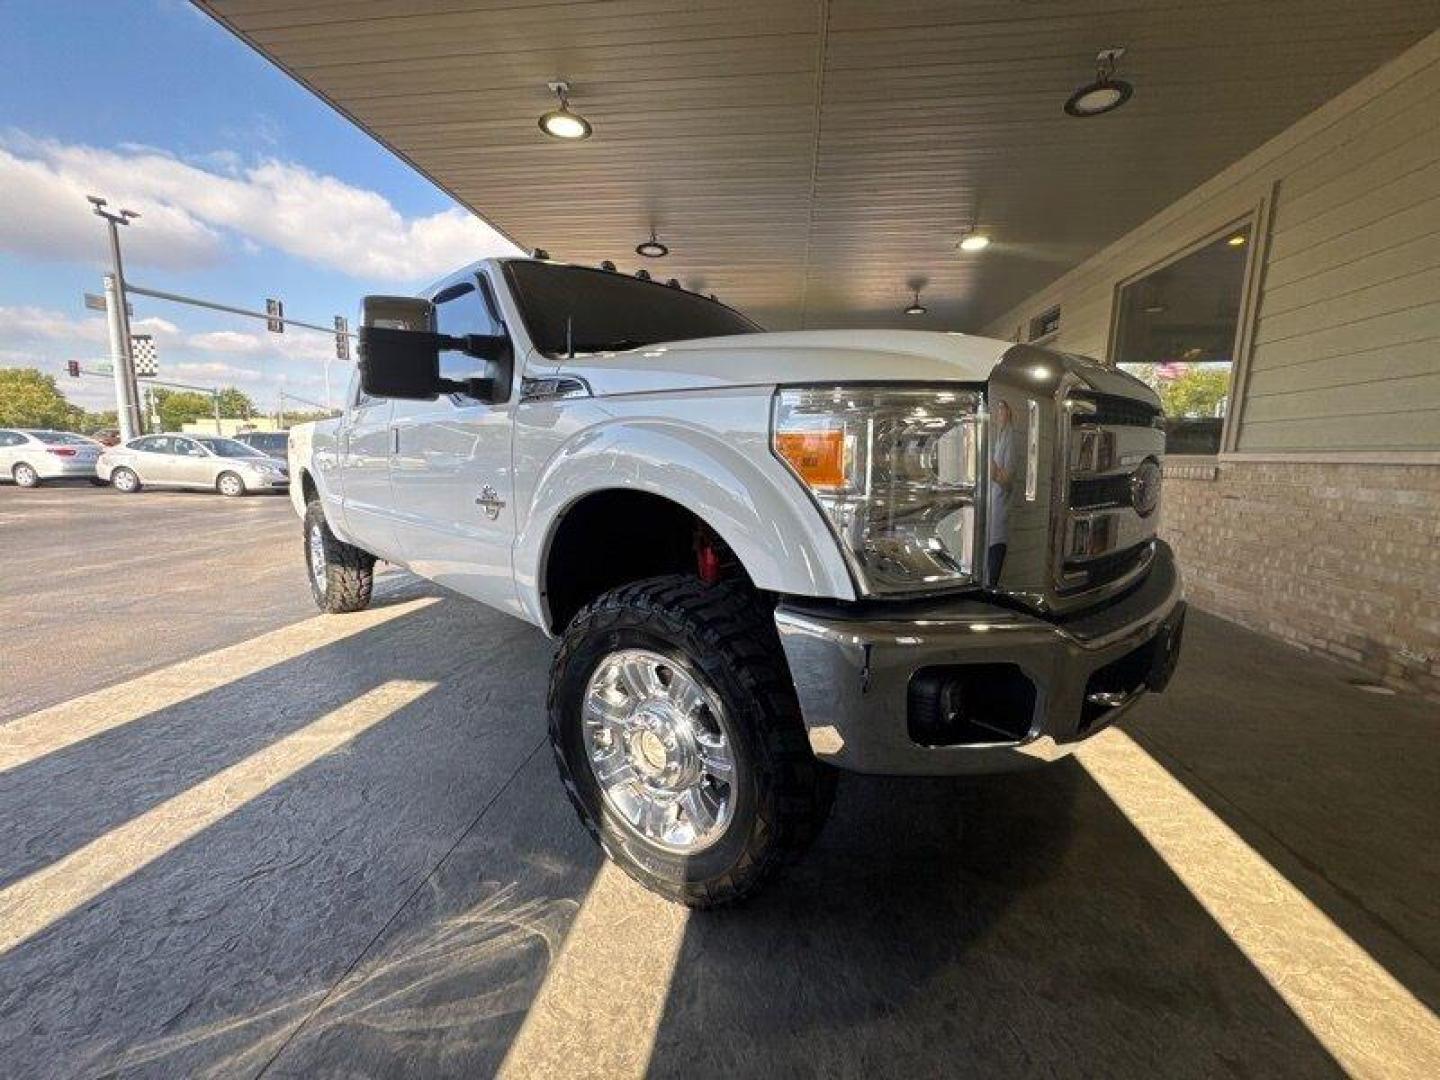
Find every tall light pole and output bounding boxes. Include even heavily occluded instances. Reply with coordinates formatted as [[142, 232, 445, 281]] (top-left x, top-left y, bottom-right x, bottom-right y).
[[88, 195, 144, 440]]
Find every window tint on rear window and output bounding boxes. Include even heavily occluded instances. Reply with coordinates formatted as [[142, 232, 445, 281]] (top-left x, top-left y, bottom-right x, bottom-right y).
[[33, 432, 91, 445]]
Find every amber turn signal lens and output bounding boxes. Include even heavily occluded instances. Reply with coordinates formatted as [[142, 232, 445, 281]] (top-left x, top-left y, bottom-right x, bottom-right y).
[[775, 430, 847, 489]]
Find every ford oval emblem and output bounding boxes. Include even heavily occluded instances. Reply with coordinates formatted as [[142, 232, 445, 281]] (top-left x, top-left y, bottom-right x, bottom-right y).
[[1130, 459, 1162, 517]]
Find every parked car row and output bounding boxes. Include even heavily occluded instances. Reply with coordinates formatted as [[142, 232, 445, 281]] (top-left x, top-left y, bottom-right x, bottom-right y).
[[0, 428, 290, 496]]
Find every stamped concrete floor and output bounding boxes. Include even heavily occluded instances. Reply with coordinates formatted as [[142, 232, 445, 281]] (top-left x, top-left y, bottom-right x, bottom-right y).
[[1, 486, 1437, 1078]]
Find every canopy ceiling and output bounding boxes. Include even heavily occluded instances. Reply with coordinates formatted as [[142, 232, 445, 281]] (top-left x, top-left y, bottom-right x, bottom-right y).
[[198, 0, 1439, 331]]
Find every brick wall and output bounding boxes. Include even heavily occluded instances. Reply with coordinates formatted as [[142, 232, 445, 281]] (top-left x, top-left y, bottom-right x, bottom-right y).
[[1161, 462, 1440, 700]]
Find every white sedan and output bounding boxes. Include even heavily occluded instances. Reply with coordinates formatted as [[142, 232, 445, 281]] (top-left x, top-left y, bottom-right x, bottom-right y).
[[0, 429, 105, 487], [96, 433, 290, 496]]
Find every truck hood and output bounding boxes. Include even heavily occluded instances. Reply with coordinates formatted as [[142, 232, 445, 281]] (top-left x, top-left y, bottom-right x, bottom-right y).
[[545, 329, 1015, 397]]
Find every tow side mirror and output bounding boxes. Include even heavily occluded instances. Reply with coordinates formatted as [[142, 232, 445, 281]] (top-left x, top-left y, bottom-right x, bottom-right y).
[[357, 294, 514, 403], [358, 295, 442, 401]]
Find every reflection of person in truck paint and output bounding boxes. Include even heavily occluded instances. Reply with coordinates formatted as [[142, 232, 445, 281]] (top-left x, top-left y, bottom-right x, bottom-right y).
[[987, 399, 1016, 582]]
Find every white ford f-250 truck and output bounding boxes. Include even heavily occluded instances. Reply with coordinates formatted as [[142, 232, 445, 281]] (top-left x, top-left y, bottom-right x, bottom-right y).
[[289, 256, 1185, 907]]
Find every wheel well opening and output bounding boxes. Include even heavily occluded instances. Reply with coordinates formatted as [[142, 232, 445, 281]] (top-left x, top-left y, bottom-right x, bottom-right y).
[[300, 470, 319, 505], [543, 490, 750, 634]]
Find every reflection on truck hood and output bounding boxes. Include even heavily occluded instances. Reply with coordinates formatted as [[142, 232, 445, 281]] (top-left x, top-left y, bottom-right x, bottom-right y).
[[546, 329, 1014, 397]]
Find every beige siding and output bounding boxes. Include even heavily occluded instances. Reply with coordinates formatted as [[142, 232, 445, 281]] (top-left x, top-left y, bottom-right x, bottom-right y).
[[982, 30, 1440, 455]]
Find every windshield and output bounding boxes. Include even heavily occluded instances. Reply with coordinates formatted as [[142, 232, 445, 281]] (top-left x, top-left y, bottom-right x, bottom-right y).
[[504, 260, 762, 358], [194, 436, 263, 458], [32, 431, 93, 445]]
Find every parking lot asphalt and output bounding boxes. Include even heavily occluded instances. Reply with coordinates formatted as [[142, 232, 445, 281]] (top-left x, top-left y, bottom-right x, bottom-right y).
[[1, 485, 1438, 1078]]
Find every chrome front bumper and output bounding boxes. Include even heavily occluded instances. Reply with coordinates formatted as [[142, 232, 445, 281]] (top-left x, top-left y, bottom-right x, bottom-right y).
[[775, 541, 1185, 775]]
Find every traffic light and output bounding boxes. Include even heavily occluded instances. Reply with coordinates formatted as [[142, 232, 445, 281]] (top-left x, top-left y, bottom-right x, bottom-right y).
[[334, 316, 350, 361], [67, 360, 80, 378]]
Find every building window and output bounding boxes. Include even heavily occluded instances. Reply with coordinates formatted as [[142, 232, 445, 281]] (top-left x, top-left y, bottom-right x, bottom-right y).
[[1112, 224, 1253, 454]]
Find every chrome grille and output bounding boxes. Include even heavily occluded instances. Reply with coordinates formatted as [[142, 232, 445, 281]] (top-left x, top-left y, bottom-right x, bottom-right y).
[[1058, 386, 1163, 595], [986, 345, 1165, 614]]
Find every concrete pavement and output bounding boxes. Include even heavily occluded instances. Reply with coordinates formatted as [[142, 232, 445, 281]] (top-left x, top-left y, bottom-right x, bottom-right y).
[[1, 486, 1437, 1077]]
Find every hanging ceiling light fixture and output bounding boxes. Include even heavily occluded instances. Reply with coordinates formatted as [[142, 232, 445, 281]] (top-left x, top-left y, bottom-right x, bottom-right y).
[[904, 288, 927, 316], [635, 230, 669, 258], [539, 80, 592, 140], [1065, 47, 1132, 118]]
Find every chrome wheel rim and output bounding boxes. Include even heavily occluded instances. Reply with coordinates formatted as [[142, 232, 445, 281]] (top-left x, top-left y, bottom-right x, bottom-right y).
[[15, 465, 36, 486], [308, 523, 327, 591], [582, 648, 737, 854], [113, 470, 134, 491], [220, 474, 242, 496]]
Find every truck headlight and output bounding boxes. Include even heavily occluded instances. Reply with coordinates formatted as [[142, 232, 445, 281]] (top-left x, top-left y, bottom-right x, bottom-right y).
[[772, 386, 982, 595]]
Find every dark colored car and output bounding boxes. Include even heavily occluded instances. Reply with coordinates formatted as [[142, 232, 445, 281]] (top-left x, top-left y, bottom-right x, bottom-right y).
[[236, 431, 290, 458]]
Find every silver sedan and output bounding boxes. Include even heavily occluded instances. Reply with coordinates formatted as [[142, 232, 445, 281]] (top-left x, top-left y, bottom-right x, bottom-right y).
[[96, 433, 290, 496], [0, 429, 105, 487]]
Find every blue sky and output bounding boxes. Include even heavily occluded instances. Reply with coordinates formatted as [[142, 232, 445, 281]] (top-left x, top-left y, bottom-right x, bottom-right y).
[[0, 0, 518, 413]]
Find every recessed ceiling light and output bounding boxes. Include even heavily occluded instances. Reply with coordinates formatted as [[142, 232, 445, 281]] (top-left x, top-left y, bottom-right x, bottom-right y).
[[959, 233, 991, 252], [1227, 234, 1247, 247], [539, 80, 592, 140], [636, 230, 669, 258], [1065, 48, 1132, 118], [904, 288, 927, 316]]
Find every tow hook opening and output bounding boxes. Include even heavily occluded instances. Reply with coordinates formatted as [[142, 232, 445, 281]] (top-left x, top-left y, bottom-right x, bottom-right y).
[[907, 664, 1037, 747], [1078, 604, 1186, 733]]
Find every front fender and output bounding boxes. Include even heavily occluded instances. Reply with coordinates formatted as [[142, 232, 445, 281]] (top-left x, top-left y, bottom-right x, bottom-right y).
[[513, 397, 856, 628]]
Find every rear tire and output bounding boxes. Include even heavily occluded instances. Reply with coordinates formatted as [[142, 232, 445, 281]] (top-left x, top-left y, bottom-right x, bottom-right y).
[[549, 574, 835, 908], [110, 467, 140, 494], [12, 462, 40, 488], [89, 477, 108, 487], [217, 471, 246, 498], [304, 500, 374, 614]]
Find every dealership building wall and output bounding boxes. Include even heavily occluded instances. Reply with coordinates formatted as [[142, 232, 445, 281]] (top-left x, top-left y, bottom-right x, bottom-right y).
[[982, 30, 1440, 699]]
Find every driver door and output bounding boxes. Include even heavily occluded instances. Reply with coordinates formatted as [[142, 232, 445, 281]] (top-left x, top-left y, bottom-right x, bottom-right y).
[[338, 388, 401, 562], [171, 437, 214, 487], [389, 271, 521, 616]]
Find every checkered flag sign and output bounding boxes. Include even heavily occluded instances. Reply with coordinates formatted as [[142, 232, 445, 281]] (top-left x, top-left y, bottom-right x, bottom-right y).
[[131, 334, 158, 377]]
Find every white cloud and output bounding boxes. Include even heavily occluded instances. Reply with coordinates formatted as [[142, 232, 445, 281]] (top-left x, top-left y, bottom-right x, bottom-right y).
[[0, 305, 177, 345], [187, 330, 265, 354], [0, 305, 104, 342], [0, 134, 521, 282], [170, 361, 262, 380], [0, 146, 225, 271], [183, 326, 337, 364], [134, 316, 181, 337]]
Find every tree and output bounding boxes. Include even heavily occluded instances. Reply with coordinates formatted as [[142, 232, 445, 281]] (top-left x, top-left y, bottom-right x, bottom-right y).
[[81, 409, 118, 434], [153, 389, 216, 432], [215, 387, 255, 419], [1160, 367, 1230, 418], [0, 368, 84, 429], [150, 386, 256, 431], [277, 408, 340, 425]]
